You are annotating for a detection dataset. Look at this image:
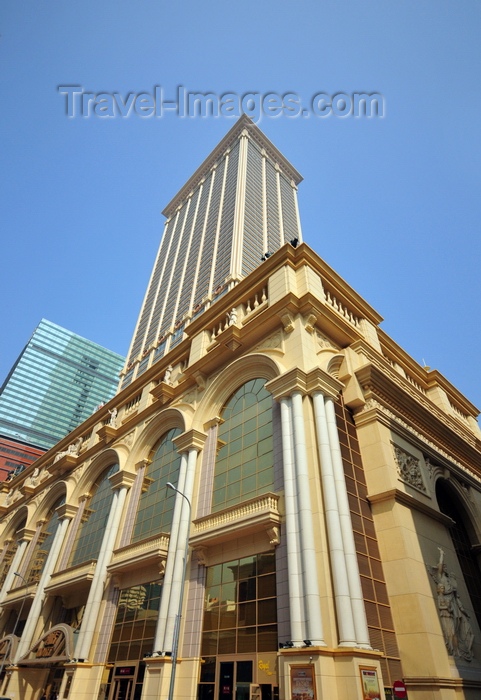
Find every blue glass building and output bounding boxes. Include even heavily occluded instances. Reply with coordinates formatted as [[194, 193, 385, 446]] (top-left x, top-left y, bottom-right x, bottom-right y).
[[0, 319, 124, 450]]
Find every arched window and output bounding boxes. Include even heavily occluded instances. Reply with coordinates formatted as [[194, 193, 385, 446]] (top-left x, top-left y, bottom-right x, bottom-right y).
[[436, 479, 481, 631], [69, 463, 119, 567], [132, 428, 182, 542], [212, 378, 273, 513], [25, 496, 65, 585], [0, 517, 27, 588]]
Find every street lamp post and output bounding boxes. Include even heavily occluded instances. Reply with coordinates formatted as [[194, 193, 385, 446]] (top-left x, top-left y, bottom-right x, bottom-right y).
[[166, 482, 191, 700], [0, 572, 29, 682]]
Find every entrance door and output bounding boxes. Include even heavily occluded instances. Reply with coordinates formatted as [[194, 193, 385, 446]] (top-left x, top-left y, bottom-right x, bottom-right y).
[[107, 663, 144, 700], [43, 667, 64, 699], [111, 678, 133, 700], [218, 660, 253, 700]]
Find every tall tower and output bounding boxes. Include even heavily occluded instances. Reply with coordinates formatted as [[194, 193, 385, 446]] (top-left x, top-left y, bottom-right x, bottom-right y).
[[121, 116, 302, 388], [0, 319, 124, 451]]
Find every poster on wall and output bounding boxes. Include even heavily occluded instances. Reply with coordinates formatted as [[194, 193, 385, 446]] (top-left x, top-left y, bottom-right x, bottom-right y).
[[359, 667, 381, 700], [290, 665, 316, 700]]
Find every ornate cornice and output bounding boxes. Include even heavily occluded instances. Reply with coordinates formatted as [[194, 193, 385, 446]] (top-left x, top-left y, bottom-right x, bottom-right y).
[[354, 397, 481, 487]]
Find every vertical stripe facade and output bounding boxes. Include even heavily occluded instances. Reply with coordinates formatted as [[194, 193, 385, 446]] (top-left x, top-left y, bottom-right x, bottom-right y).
[[123, 119, 302, 384]]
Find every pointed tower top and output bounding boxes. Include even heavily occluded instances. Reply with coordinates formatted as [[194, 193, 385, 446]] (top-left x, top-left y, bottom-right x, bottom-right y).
[[162, 115, 303, 217]]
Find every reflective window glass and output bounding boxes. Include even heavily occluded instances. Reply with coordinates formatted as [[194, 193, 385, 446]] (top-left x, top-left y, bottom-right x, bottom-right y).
[[25, 496, 65, 584], [69, 463, 119, 567], [132, 428, 181, 542], [201, 552, 277, 655], [213, 379, 273, 512], [0, 518, 27, 588], [108, 582, 162, 662]]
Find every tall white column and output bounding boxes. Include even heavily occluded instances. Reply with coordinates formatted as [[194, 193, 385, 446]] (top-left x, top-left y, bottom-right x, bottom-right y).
[[0, 540, 28, 604], [279, 397, 304, 645], [15, 514, 71, 660], [153, 451, 189, 653], [163, 447, 197, 652], [75, 481, 129, 661], [312, 392, 357, 647], [291, 391, 325, 646], [325, 397, 371, 648]]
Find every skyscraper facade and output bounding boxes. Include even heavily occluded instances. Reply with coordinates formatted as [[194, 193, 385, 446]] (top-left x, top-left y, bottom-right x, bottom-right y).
[[0, 120, 480, 700], [122, 115, 302, 388], [0, 319, 124, 450]]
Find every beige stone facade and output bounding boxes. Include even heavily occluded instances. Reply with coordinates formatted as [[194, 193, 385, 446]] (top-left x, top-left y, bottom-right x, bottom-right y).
[[0, 123, 480, 700]]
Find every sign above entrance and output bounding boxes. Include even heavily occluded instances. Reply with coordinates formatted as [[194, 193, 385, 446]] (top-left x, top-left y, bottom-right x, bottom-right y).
[[116, 666, 136, 676], [16, 624, 75, 667]]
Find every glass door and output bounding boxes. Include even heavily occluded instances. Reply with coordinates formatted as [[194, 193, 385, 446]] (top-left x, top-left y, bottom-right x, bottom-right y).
[[107, 663, 144, 700], [218, 659, 253, 700], [111, 678, 132, 700]]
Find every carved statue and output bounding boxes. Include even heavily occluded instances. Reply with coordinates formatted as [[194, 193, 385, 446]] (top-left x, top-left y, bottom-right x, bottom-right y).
[[108, 408, 118, 428], [53, 438, 81, 463], [29, 467, 40, 486], [70, 437, 82, 454], [437, 584, 456, 655], [427, 548, 474, 660], [163, 365, 173, 385], [228, 307, 238, 326]]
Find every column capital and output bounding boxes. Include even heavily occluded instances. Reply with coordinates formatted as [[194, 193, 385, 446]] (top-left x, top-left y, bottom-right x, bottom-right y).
[[266, 367, 343, 401], [173, 429, 207, 453], [17, 528, 36, 543], [306, 368, 343, 399], [134, 458, 152, 472], [109, 469, 137, 491], [266, 368, 309, 400], [203, 416, 224, 431], [55, 503, 78, 521]]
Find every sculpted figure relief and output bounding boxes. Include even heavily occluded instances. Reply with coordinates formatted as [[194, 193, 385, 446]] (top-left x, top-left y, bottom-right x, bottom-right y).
[[53, 438, 82, 463], [108, 407, 118, 428], [427, 547, 475, 661], [28, 467, 40, 486], [163, 365, 173, 385]]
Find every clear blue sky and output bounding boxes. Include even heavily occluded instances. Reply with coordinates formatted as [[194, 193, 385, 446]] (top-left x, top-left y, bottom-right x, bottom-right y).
[[1, 2, 480, 413]]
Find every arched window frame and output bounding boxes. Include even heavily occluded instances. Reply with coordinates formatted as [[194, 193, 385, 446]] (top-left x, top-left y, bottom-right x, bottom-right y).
[[131, 427, 182, 543], [68, 463, 119, 567], [212, 378, 274, 513]]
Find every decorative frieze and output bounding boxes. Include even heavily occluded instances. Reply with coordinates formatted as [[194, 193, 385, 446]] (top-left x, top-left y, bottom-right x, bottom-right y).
[[254, 330, 284, 353], [314, 329, 339, 352], [354, 397, 481, 486]]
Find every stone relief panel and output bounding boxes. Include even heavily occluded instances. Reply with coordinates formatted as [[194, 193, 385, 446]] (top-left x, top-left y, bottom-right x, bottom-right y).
[[314, 329, 339, 353], [254, 331, 284, 354], [391, 442, 427, 494]]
